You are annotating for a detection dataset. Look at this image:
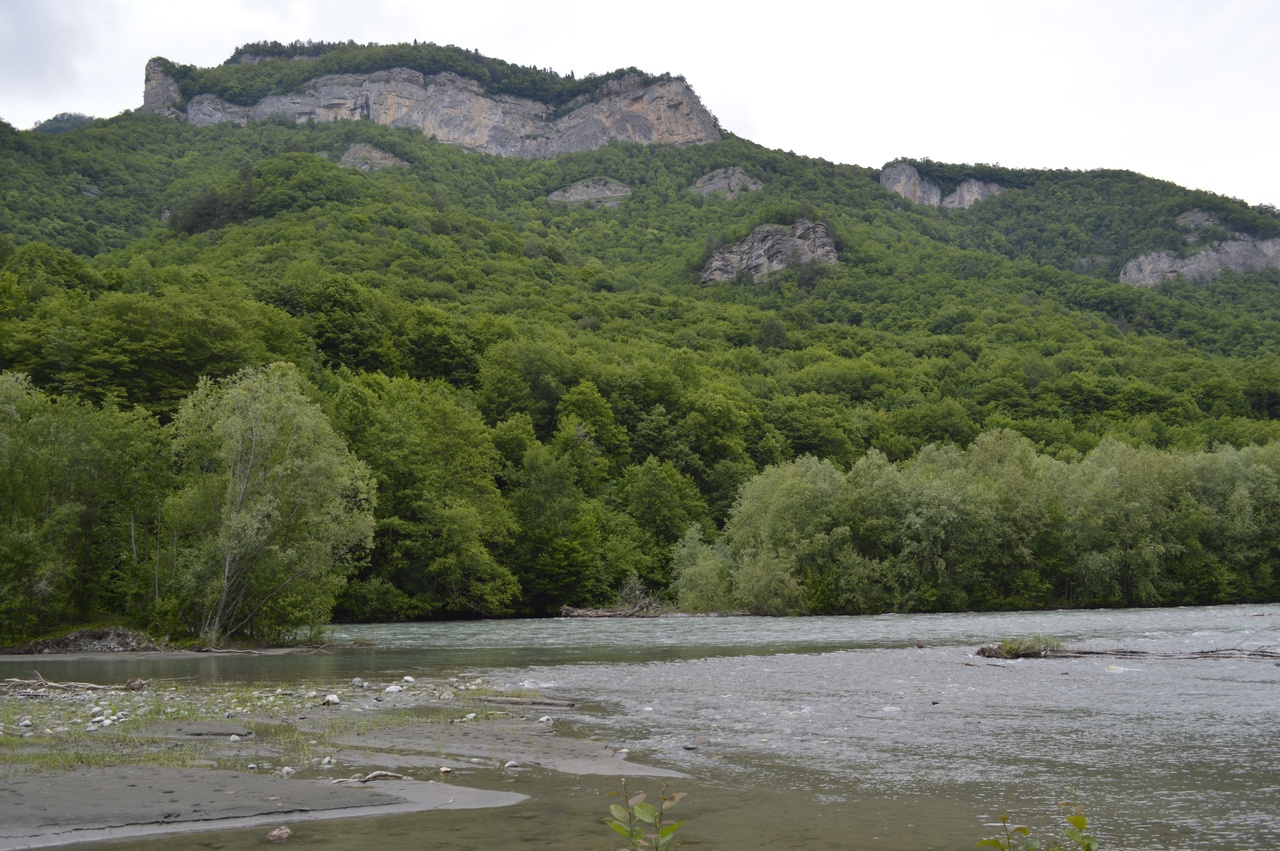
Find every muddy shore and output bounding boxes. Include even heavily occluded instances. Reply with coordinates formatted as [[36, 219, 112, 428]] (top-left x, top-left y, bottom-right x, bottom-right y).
[[0, 655, 681, 849]]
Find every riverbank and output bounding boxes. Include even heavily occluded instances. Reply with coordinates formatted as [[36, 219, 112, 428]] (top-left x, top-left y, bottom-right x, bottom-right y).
[[0, 666, 682, 849]]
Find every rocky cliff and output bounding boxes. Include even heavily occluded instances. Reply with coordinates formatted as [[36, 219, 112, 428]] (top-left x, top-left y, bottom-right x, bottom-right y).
[[690, 167, 762, 200], [879, 162, 1003, 209], [142, 62, 720, 158], [700, 219, 838, 284], [548, 178, 632, 207], [941, 178, 1004, 209], [1120, 238, 1280, 286]]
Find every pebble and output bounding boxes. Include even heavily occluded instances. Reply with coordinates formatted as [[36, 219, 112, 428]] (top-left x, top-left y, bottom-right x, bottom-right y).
[[248, 763, 258, 770], [18, 720, 32, 728], [323, 694, 340, 705], [403, 676, 415, 683], [384, 685, 402, 693], [503, 760, 520, 770], [351, 678, 365, 689], [439, 766, 452, 774], [229, 734, 241, 742], [266, 825, 293, 842], [280, 766, 296, 777]]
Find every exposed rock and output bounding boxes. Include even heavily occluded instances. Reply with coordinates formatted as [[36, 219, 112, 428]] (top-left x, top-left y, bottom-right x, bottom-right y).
[[338, 142, 408, 171], [942, 179, 1003, 209], [700, 219, 838, 284], [20, 627, 158, 654], [548, 178, 631, 207], [1120, 238, 1280, 286], [879, 162, 942, 206], [975, 642, 1007, 659], [690, 167, 762, 200], [881, 162, 1003, 209], [1176, 209, 1219, 231], [142, 59, 183, 118], [143, 67, 721, 159]]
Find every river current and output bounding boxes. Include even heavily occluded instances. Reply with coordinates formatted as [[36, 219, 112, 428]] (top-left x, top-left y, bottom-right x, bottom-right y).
[[7, 604, 1278, 849]]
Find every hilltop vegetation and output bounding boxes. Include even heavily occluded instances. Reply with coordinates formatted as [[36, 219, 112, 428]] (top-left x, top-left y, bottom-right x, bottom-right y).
[[3, 49, 1280, 642], [156, 40, 669, 111]]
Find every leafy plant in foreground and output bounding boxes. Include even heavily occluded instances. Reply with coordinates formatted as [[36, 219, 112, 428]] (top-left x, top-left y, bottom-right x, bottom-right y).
[[978, 801, 1097, 850], [605, 779, 686, 850]]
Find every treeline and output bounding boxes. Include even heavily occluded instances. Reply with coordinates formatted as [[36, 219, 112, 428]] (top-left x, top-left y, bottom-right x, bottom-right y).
[[0, 366, 373, 647], [157, 41, 668, 112], [675, 432, 1280, 615], [897, 157, 1280, 280], [5, 100, 1280, 642]]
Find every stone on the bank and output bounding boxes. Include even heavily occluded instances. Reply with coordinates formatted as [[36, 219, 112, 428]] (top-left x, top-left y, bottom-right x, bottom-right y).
[[323, 694, 340, 705], [403, 676, 415, 683], [384, 685, 402, 693], [267, 825, 293, 842]]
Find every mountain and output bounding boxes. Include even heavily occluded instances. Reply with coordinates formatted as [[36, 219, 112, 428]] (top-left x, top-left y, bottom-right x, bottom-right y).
[[2, 40, 1280, 644], [141, 43, 720, 158]]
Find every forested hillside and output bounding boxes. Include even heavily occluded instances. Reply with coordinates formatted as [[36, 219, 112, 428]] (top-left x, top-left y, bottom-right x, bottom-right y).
[[4, 43, 1280, 644]]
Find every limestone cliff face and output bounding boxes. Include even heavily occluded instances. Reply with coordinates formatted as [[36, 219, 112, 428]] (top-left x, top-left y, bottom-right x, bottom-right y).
[[941, 178, 1003, 209], [548, 178, 632, 207], [141, 63, 721, 158], [690, 167, 762, 200], [879, 162, 1003, 209], [338, 143, 407, 171], [700, 219, 837, 284], [142, 59, 183, 118], [880, 162, 942, 206], [1120, 238, 1280, 286]]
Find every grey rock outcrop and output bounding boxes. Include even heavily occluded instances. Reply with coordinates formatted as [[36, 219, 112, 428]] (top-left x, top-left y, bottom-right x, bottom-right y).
[[941, 179, 1003, 209], [548, 178, 632, 207], [690, 167, 762, 200], [338, 143, 408, 171], [700, 219, 837, 284], [1120, 238, 1280, 286], [1176, 209, 1219, 231], [142, 59, 182, 118], [142, 64, 721, 159], [880, 162, 1003, 209], [880, 162, 942, 206]]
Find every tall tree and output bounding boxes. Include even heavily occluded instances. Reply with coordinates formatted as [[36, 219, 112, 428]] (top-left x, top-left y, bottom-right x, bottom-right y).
[[165, 363, 374, 644]]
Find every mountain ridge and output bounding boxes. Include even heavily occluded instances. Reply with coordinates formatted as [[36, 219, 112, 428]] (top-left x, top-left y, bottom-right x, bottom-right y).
[[141, 42, 720, 158]]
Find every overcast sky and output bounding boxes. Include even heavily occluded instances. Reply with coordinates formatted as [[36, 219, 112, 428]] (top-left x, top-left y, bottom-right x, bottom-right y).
[[2, 0, 1278, 206]]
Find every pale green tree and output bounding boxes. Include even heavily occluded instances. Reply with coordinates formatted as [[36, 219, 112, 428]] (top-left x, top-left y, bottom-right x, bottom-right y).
[[166, 363, 374, 644]]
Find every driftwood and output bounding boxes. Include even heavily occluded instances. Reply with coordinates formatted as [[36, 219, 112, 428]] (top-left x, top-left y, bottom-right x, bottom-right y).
[[481, 695, 575, 708], [2, 671, 149, 692], [560, 594, 670, 618], [332, 770, 406, 785], [1055, 647, 1280, 660]]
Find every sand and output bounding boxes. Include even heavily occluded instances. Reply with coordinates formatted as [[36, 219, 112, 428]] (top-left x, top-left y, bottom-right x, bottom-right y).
[[0, 670, 682, 849]]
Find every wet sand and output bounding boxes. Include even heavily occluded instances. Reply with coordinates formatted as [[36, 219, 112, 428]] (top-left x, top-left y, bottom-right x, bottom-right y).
[[0, 669, 682, 849]]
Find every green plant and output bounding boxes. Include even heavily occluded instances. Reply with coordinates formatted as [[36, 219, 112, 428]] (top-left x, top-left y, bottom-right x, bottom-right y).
[[1001, 635, 1065, 658], [604, 779, 686, 850], [978, 801, 1097, 850]]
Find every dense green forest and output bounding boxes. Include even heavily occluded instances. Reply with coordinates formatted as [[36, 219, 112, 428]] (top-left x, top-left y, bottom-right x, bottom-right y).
[[4, 46, 1280, 644]]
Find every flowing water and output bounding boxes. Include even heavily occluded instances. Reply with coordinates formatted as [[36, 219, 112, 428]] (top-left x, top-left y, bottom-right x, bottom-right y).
[[7, 605, 1279, 849]]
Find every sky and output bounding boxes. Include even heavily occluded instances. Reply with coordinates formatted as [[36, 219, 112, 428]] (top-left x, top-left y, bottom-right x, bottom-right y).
[[2, 0, 1278, 207]]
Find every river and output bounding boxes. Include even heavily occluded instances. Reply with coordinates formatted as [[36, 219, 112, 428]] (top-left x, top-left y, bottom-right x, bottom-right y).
[[5, 604, 1278, 849]]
